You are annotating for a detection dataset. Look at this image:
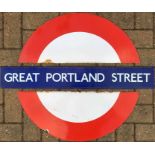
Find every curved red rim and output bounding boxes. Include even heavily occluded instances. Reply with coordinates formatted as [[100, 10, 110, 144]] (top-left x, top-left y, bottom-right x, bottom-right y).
[[18, 91, 139, 141], [19, 13, 140, 64], [18, 13, 140, 141]]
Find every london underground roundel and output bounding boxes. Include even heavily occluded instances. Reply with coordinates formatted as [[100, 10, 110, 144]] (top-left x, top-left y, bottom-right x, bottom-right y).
[[18, 13, 140, 141]]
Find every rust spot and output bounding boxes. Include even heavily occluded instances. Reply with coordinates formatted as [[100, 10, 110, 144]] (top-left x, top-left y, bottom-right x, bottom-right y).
[[44, 59, 53, 63], [43, 129, 49, 133]]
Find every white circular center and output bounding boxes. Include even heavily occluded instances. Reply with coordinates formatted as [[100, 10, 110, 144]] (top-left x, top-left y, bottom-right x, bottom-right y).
[[37, 92, 120, 123], [37, 32, 120, 123], [38, 32, 120, 63]]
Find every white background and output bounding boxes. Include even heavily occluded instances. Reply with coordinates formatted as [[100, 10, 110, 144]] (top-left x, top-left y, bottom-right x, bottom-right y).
[[0, 0, 154, 12], [1, 142, 155, 155]]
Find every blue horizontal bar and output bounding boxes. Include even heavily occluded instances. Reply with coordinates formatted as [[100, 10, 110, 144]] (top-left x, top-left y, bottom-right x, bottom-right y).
[[0, 66, 154, 89]]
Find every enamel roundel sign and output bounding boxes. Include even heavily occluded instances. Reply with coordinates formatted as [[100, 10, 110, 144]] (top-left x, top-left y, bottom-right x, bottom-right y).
[[17, 13, 141, 141]]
